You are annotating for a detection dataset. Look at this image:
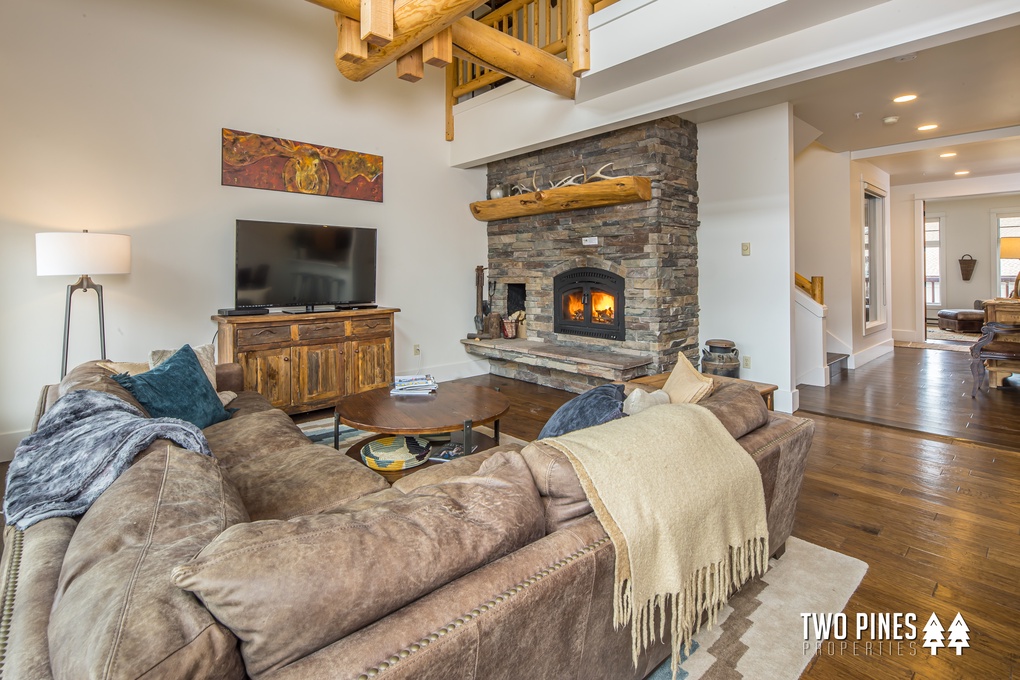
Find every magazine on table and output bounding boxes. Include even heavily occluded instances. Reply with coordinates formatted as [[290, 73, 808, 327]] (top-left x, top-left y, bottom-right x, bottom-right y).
[[391, 374, 438, 396]]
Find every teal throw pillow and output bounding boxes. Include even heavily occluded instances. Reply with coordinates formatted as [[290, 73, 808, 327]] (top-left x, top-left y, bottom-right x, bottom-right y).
[[113, 344, 232, 430]]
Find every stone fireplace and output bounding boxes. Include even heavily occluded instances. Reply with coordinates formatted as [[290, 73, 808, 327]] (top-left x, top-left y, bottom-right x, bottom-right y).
[[462, 115, 700, 393]]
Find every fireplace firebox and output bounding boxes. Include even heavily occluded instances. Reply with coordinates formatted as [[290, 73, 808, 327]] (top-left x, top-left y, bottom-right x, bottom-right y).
[[553, 268, 625, 340]]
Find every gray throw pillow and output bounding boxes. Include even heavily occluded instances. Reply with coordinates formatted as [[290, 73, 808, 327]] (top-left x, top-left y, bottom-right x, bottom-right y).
[[538, 383, 626, 439]]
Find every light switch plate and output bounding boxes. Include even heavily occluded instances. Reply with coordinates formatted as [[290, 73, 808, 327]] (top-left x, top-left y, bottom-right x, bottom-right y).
[[741, 242, 751, 256], [582, 236, 599, 246]]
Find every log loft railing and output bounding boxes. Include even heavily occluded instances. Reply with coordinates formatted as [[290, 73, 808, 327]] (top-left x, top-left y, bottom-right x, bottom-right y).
[[445, 0, 619, 140], [795, 273, 824, 305], [302, 0, 618, 140]]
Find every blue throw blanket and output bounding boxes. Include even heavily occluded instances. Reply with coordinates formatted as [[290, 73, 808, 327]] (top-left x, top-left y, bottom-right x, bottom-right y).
[[4, 389, 212, 531]]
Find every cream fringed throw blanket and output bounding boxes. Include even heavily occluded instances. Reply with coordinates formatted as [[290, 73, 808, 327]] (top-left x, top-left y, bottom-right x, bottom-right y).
[[543, 403, 768, 677]]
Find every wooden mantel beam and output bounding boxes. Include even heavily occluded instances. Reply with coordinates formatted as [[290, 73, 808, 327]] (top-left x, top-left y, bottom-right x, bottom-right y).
[[451, 19, 576, 99], [307, 0, 488, 81]]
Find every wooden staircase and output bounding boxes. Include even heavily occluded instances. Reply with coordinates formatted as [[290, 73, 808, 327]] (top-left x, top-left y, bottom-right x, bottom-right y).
[[826, 352, 849, 379]]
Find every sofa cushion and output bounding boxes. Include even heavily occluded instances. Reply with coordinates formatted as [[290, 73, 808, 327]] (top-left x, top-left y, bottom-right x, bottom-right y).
[[698, 382, 769, 440], [202, 408, 309, 467], [538, 383, 625, 439], [172, 449, 545, 679], [112, 345, 232, 429], [660, 352, 714, 404], [223, 442, 389, 521], [521, 439, 593, 534], [49, 443, 248, 680], [59, 361, 148, 415]]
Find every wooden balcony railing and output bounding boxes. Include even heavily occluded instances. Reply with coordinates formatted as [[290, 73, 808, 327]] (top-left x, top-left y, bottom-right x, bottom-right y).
[[795, 273, 824, 305], [445, 0, 619, 140]]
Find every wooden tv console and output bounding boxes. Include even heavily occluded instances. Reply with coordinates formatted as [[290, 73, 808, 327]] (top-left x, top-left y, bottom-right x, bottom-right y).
[[212, 308, 399, 414]]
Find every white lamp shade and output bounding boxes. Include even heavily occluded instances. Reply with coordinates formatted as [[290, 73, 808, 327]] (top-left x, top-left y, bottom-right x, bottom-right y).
[[36, 232, 131, 276]]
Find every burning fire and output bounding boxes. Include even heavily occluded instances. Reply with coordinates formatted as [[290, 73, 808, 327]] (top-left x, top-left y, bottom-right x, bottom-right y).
[[564, 290, 615, 324]]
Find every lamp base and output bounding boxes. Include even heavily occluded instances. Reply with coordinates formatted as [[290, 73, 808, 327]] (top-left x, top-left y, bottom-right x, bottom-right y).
[[61, 275, 106, 379], [1011, 272, 1020, 299]]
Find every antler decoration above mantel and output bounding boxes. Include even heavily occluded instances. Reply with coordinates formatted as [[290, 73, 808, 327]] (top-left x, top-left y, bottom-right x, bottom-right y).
[[302, 0, 616, 138]]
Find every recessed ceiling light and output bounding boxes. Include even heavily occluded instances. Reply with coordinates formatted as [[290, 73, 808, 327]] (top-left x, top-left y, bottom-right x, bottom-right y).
[[893, 94, 917, 103], [940, 152, 957, 158], [917, 124, 939, 131], [955, 170, 970, 176]]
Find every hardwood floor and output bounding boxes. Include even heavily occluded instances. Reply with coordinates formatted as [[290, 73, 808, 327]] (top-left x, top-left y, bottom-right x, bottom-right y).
[[798, 346, 1020, 451]]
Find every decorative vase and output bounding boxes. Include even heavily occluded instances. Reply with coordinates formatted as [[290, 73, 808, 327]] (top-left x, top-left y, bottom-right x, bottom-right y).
[[489, 185, 504, 200]]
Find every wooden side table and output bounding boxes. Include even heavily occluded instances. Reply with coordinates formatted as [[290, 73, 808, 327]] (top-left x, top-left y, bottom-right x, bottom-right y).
[[630, 373, 778, 410]]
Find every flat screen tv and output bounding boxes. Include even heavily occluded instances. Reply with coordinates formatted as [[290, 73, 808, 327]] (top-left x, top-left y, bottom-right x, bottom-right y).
[[235, 220, 377, 311]]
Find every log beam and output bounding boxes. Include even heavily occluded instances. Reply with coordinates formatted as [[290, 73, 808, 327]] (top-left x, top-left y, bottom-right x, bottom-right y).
[[396, 45, 425, 81], [423, 26, 453, 67], [307, 0, 489, 82], [360, 0, 394, 46], [469, 177, 652, 221], [335, 14, 369, 63], [451, 19, 576, 99]]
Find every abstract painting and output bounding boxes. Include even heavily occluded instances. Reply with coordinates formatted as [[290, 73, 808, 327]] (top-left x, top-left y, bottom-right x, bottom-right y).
[[221, 128, 383, 202]]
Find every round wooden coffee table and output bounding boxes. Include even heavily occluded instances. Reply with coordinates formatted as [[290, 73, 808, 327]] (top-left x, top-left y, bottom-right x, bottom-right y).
[[335, 384, 511, 481]]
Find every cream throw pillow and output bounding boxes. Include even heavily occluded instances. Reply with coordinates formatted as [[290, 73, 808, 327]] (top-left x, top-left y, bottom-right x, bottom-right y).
[[150, 344, 236, 406], [622, 387, 671, 415], [661, 353, 714, 404]]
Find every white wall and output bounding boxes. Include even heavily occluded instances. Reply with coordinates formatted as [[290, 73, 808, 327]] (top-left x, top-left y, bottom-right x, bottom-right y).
[[890, 173, 1020, 341], [794, 142, 853, 353], [698, 104, 798, 412], [0, 1, 487, 459], [925, 196, 1020, 307]]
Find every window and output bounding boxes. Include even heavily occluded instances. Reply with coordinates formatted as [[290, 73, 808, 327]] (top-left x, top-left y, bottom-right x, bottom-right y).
[[924, 216, 942, 306], [863, 185, 887, 332], [996, 213, 1020, 297]]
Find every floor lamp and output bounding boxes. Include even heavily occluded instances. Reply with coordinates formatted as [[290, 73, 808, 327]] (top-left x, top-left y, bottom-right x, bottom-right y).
[[36, 230, 132, 378], [1000, 236, 1020, 299]]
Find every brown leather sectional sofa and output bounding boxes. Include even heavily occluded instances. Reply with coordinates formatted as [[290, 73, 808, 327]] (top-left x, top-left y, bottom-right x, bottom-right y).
[[0, 361, 813, 680]]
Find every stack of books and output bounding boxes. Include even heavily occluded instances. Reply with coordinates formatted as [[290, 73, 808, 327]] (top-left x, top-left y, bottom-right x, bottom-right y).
[[390, 374, 438, 396]]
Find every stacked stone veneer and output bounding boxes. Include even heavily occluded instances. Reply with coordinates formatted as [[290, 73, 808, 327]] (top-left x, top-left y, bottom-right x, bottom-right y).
[[483, 115, 700, 392]]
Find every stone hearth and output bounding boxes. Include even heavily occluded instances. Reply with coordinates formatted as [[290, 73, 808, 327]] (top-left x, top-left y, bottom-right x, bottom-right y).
[[465, 115, 699, 393]]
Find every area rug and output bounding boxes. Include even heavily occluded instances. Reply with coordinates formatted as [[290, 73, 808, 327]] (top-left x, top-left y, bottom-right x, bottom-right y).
[[925, 327, 980, 343], [647, 537, 867, 680], [894, 340, 970, 353]]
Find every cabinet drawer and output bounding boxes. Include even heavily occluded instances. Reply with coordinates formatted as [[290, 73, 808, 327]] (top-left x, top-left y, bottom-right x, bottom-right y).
[[297, 322, 347, 341], [237, 325, 292, 347], [351, 316, 393, 337]]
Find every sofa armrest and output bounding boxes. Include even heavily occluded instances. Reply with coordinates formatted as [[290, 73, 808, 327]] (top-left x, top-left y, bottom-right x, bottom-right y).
[[0, 519, 78, 680], [215, 363, 244, 393]]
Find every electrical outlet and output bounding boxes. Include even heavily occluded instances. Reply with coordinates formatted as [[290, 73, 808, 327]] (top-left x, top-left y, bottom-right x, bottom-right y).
[[582, 236, 599, 246], [742, 356, 751, 369], [741, 242, 751, 256], [413, 344, 420, 356]]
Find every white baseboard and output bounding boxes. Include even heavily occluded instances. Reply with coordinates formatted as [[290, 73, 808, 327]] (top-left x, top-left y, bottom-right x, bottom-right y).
[[773, 388, 799, 414], [796, 366, 830, 388], [423, 358, 490, 384], [849, 340, 895, 369], [1, 430, 26, 463]]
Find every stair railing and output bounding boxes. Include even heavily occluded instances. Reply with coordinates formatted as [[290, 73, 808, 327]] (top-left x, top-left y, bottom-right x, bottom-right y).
[[795, 273, 824, 305]]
